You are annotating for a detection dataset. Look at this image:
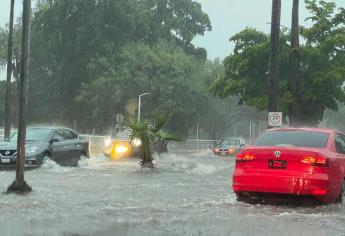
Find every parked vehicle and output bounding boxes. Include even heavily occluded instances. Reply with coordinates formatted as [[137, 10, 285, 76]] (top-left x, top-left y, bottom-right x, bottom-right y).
[[213, 138, 245, 156], [233, 128, 345, 203], [0, 127, 89, 168]]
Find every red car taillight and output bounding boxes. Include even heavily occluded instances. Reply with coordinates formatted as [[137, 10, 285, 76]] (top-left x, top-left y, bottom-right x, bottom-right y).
[[236, 152, 255, 162], [300, 155, 328, 167]]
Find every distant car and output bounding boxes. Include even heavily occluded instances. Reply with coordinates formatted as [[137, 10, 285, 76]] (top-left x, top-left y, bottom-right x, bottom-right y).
[[0, 127, 89, 168], [104, 128, 140, 159], [233, 128, 345, 204], [213, 138, 246, 156], [104, 127, 167, 159]]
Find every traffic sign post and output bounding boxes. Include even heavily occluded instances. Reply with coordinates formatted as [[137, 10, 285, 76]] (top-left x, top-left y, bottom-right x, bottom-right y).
[[115, 113, 124, 124], [268, 112, 283, 128]]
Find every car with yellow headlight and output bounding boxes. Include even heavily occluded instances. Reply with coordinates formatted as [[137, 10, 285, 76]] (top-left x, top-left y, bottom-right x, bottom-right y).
[[104, 128, 141, 159]]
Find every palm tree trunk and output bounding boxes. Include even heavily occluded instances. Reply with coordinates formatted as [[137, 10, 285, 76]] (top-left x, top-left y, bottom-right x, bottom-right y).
[[141, 138, 153, 168], [268, 0, 281, 128], [289, 0, 301, 127], [5, 0, 15, 140]]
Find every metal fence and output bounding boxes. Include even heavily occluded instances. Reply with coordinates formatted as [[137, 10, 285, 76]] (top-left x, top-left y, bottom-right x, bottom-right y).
[[81, 134, 219, 155], [168, 139, 220, 153], [81, 135, 109, 156]]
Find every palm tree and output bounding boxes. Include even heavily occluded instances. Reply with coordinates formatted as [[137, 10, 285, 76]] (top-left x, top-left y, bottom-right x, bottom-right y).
[[127, 115, 181, 168]]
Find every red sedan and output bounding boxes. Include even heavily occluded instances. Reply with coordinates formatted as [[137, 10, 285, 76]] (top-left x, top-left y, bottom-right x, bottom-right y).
[[233, 128, 345, 203]]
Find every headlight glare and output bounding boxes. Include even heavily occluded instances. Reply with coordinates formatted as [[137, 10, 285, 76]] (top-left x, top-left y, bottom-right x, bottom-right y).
[[105, 138, 112, 146], [115, 146, 129, 153], [133, 138, 142, 147]]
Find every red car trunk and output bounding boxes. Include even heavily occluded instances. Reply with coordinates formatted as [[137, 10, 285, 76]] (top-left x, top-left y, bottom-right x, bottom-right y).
[[233, 146, 330, 198], [232, 128, 345, 203], [237, 146, 328, 171]]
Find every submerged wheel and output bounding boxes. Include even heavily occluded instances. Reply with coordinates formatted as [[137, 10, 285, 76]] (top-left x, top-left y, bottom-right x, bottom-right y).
[[41, 153, 51, 166], [235, 192, 245, 202], [72, 154, 83, 167], [339, 180, 345, 203]]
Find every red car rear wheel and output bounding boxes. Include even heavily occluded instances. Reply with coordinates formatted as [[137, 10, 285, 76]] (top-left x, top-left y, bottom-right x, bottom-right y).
[[338, 179, 345, 203]]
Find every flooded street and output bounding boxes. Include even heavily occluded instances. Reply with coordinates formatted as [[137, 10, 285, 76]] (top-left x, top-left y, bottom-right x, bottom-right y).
[[1, 153, 345, 236]]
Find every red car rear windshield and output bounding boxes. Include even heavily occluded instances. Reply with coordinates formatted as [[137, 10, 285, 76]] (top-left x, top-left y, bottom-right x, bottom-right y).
[[253, 130, 329, 148]]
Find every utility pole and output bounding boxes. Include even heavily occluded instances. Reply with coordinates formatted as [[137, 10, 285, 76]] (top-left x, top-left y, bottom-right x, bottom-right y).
[[5, 0, 15, 140], [289, 0, 301, 127], [268, 0, 281, 128], [7, 0, 32, 194]]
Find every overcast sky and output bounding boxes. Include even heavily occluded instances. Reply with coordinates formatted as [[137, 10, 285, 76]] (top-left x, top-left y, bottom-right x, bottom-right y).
[[193, 0, 345, 59], [1, 0, 345, 79]]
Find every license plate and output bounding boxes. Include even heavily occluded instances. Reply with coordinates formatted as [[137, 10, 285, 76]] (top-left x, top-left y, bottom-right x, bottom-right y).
[[268, 160, 287, 169], [220, 152, 227, 156], [1, 158, 10, 163]]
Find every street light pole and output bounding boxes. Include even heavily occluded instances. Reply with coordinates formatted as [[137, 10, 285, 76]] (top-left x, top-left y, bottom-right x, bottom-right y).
[[138, 93, 150, 122]]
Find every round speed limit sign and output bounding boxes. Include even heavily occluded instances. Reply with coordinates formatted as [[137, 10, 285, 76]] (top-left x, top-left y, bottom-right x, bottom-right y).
[[268, 112, 282, 127]]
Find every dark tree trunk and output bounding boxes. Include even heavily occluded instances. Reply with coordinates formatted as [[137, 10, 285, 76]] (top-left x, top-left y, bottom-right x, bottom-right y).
[[7, 0, 32, 194], [5, 0, 15, 140], [268, 0, 281, 128], [289, 0, 301, 127]]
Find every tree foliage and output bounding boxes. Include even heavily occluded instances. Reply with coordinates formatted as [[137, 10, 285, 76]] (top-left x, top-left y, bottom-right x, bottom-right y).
[[0, 28, 7, 68], [22, 0, 211, 132], [75, 40, 205, 135], [210, 1, 345, 126], [0, 0, 270, 140]]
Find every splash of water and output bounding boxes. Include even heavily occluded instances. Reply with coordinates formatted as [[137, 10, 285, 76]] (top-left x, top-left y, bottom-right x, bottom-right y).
[[41, 157, 72, 173]]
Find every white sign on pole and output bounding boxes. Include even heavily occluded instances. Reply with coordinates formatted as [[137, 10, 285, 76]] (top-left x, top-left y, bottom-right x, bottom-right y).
[[115, 113, 124, 123], [268, 112, 283, 127]]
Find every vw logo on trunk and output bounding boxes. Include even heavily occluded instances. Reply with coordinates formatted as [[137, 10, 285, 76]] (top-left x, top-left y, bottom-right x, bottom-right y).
[[274, 150, 281, 158], [5, 151, 10, 156]]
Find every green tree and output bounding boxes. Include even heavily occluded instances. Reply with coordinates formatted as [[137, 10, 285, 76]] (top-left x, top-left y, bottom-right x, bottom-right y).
[[1, 21, 27, 131], [0, 28, 7, 67], [4, 0, 15, 140], [75, 40, 208, 136], [138, 0, 211, 59], [26, 0, 210, 127], [211, 0, 345, 126]]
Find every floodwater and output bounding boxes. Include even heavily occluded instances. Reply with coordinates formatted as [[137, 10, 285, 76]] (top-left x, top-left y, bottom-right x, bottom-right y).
[[0, 152, 345, 236]]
